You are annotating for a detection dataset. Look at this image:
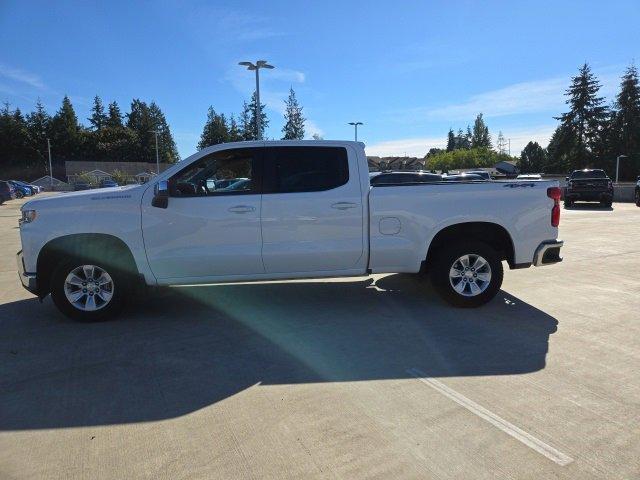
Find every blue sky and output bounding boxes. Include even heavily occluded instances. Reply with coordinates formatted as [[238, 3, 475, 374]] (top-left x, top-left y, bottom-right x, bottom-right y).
[[1, 0, 638, 158]]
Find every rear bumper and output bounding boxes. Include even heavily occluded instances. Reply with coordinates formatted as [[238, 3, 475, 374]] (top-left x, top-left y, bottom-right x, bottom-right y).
[[16, 250, 38, 294], [565, 190, 612, 201], [533, 240, 563, 266]]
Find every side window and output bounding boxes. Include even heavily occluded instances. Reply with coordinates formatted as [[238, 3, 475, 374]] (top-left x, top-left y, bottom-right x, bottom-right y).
[[169, 148, 258, 197], [264, 147, 349, 193]]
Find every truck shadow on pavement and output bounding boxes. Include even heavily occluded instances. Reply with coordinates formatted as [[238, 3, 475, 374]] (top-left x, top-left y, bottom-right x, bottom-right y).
[[0, 274, 558, 430]]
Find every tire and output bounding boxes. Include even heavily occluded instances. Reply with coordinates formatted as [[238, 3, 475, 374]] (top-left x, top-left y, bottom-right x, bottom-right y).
[[15, 190, 24, 199], [635, 189, 640, 207], [564, 199, 573, 208], [430, 241, 504, 308], [600, 199, 612, 208], [50, 258, 127, 321]]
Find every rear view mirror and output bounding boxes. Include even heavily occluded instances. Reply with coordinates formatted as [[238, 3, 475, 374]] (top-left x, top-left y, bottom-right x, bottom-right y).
[[152, 180, 169, 208]]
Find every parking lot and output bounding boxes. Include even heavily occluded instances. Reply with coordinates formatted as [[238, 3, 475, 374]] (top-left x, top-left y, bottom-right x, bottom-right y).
[[1, 195, 639, 479]]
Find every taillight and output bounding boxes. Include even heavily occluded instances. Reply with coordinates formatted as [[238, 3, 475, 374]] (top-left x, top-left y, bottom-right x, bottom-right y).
[[547, 187, 561, 227]]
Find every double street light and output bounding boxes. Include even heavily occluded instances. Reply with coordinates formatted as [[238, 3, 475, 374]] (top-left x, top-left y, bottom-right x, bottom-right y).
[[348, 122, 363, 141], [239, 60, 275, 140]]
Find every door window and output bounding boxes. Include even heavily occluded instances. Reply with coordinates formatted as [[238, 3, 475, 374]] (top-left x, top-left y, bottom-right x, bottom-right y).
[[263, 147, 349, 194], [169, 148, 260, 197]]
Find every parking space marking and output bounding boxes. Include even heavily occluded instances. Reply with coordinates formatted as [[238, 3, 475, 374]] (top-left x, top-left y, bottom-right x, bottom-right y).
[[407, 368, 574, 466]]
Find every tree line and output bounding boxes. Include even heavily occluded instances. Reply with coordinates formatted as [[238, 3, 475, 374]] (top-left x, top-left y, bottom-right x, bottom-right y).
[[197, 87, 306, 149], [0, 95, 179, 180]]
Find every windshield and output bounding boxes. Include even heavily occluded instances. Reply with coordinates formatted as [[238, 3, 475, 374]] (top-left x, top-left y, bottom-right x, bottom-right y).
[[571, 170, 606, 179]]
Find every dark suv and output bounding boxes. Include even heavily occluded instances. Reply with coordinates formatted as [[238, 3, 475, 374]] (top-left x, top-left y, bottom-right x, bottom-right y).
[[0, 180, 16, 204], [564, 169, 613, 208]]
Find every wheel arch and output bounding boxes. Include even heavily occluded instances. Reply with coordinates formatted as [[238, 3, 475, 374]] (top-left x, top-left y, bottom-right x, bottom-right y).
[[424, 222, 515, 270], [37, 233, 139, 297]]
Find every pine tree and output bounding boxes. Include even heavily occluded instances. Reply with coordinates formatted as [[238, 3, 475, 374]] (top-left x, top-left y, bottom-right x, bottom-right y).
[[239, 101, 253, 140], [281, 87, 305, 140], [248, 91, 268, 139], [198, 107, 230, 149], [88, 95, 107, 131], [612, 65, 640, 160], [471, 113, 491, 148], [25, 99, 51, 174], [553, 63, 609, 169], [148, 101, 179, 163], [228, 115, 242, 142], [519, 141, 546, 173], [106, 101, 123, 128], [49, 96, 83, 174], [446, 129, 455, 151]]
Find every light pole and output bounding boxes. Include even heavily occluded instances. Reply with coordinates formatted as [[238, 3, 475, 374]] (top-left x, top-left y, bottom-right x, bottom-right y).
[[47, 138, 53, 190], [616, 155, 627, 184], [238, 60, 275, 140], [348, 122, 363, 141], [149, 131, 160, 174]]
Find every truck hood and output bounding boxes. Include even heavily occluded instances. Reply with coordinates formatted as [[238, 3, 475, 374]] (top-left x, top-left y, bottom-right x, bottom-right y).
[[22, 185, 145, 211]]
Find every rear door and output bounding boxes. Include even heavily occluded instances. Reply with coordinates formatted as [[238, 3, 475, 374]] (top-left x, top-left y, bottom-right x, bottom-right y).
[[260, 146, 364, 273]]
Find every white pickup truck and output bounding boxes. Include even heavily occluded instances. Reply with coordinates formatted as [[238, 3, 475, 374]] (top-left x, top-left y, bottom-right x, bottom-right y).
[[17, 141, 563, 321]]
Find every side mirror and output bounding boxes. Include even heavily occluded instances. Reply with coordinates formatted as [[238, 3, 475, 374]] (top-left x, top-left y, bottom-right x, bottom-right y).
[[152, 180, 169, 208]]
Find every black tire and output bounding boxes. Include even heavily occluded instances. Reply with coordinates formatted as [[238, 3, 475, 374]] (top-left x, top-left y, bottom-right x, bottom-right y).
[[600, 199, 612, 208], [430, 241, 504, 308], [635, 190, 640, 207], [50, 258, 127, 321], [15, 190, 24, 199], [564, 199, 573, 208]]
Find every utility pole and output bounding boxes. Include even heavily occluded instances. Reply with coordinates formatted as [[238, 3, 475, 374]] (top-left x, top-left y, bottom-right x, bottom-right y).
[[149, 131, 160, 174], [47, 138, 53, 190], [348, 122, 363, 141], [239, 60, 275, 140]]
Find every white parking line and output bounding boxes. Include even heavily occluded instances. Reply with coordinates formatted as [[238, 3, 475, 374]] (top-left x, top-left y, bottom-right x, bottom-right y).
[[407, 368, 574, 466]]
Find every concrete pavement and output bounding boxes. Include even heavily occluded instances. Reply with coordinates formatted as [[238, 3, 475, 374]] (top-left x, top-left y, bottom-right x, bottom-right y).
[[1, 196, 639, 479]]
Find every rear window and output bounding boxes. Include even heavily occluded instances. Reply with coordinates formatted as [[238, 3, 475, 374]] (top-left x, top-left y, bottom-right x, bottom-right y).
[[571, 170, 606, 179], [264, 147, 349, 193]]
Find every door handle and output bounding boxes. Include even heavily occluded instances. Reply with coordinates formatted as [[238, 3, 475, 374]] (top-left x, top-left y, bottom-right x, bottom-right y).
[[228, 205, 255, 214], [331, 202, 358, 210]]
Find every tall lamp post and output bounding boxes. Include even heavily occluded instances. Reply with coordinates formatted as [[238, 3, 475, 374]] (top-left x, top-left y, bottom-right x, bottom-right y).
[[47, 138, 53, 190], [149, 131, 160, 174], [616, 155, 627, 184], [238, 60, 275, 140], [348, 122, 363, 141]]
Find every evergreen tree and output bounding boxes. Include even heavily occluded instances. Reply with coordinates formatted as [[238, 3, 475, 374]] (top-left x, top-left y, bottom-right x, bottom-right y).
[[553, 63, 609, 170], [519, 141, 546, 173], [198, 107, 230, 149], [446, 128, 455, 151], [228, 115, 242, 142], [49, 95, 83, 175], [148, 101, 179, 163], [127, 99, 155, 163], [106, 101, 123, 128], [25, 99, 51, 175], [88, 95, 107, 131], [239, 101, 253, 140], [471, 113, 491, 148], [248, 91, 268, 139], [611, 65, 640, 172], [281, 87, 305, 140]]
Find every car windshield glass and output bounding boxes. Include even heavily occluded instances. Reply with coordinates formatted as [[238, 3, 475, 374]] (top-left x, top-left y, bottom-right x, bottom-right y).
[[571, 170, 606, 179]]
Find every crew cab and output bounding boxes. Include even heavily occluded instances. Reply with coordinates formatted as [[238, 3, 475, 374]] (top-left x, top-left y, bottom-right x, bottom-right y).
[[17, 141, 563, 321], [564, 169, 613, 207]]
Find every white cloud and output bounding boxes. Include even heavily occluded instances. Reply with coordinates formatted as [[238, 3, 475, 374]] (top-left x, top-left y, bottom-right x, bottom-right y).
[[0, 63, 45, 89], [305, 120, 324, 139], [393, 68, 621, 122]]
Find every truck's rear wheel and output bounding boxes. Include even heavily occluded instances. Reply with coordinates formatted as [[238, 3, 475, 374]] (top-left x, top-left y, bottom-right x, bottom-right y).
[[430, 241, 503, 308], [51, 260, 126, 321]]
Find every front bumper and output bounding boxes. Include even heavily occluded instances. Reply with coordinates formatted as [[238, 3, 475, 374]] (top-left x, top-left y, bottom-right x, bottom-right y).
[[533, 240, 563, 266], [565, 190, 612, 201], [16, 250, 38, 294]]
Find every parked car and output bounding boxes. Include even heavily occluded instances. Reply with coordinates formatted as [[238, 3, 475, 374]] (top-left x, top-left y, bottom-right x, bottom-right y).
[[17, 140, 563, 321], [0, 180, 16, 203], [370, 171, 442, 185], [635, 175, 640, 207], [516, 174, 542, 180], [11, 180, 39, 194], [99, 179, 119, 188], [8, 180, 34, 198], [564, 169, 613, 207], [465, 170, 493, 180], [73, 182, 92, 191]]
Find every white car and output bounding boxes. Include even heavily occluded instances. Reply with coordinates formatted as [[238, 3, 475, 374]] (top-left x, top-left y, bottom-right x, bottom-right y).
[[516, 174, 542, 180], [17, 141, 563, 321]]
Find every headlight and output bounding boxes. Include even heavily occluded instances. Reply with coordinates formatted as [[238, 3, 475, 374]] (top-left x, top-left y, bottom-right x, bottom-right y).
[[20, 209, 37, 224]]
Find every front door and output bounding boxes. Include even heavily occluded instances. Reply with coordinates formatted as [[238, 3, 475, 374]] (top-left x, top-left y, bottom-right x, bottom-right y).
[[141, 147, 264, 281]]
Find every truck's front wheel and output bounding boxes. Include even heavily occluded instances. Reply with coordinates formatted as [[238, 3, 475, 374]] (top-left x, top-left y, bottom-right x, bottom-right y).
[[50, 260, 126, 321], [430, 241, 503, 308]]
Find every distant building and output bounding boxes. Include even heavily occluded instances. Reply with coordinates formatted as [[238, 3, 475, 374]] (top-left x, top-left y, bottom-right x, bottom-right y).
[[31, 176, 70, 191], [64, 161, 171, 184]]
